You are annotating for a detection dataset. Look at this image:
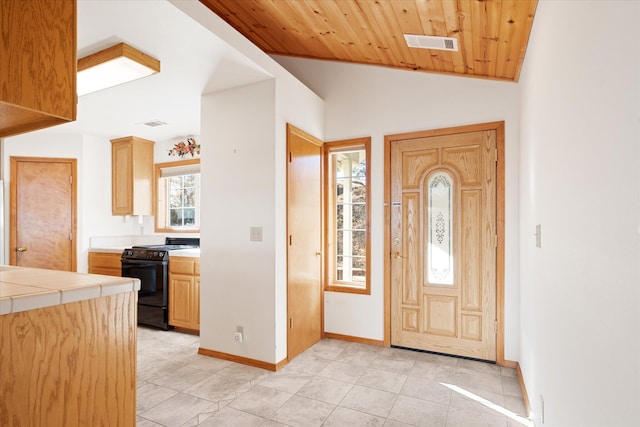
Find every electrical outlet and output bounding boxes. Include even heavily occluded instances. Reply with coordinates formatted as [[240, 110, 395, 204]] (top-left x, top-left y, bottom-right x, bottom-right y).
[[234, 332, 243, 343]]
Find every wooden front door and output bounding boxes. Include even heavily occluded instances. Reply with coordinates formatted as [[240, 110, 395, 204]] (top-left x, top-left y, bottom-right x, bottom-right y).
[[287, 124, 323, 361], [10, 157, 76, 271], [390, 124, 497, 361]]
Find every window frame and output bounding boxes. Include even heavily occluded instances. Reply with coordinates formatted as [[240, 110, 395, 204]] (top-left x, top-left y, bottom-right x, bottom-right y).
[[154, 158, 201, 233], [324, 137, 371, 295]]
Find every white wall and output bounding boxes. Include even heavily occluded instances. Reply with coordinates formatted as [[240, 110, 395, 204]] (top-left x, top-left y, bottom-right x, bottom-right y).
[[518, 1, 640, 425], [274, 56, 521, 361], [178, 0, 324, 364], [199, 79, 324, 364], [200, 80, 277, 362]]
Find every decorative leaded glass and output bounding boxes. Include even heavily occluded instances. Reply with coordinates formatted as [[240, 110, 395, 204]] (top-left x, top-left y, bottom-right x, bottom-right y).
[[427, 171, 454, 285]]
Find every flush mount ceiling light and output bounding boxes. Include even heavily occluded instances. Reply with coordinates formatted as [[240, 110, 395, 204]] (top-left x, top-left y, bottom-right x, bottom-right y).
[[77, 42, 160, 96]]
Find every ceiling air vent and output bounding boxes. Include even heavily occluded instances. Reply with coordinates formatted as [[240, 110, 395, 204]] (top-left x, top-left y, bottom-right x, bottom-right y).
[[404, 34, 458, 52], [143, 120, 167, 127]]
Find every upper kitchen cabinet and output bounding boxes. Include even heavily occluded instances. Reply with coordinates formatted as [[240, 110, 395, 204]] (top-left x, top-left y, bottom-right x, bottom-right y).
[[0, 0, 77, 137], [111, 136, 155, 216]]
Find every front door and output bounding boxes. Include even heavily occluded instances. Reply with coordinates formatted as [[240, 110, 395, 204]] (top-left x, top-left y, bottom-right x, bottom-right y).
[[287, 124, 323, 361], [10, 157, 76, 271], [390, 124, 497, 361]]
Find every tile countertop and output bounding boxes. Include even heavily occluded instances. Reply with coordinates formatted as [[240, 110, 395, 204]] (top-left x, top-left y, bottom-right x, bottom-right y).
[[0, 265, 141, 315]]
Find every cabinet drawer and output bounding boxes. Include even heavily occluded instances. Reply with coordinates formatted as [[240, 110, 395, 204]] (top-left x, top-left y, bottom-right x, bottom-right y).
[[170, 257, 196, 275], [89, 252, 121, 269]]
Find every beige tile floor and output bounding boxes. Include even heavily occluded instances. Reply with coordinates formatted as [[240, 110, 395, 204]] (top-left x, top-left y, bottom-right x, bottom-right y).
[[136, 327, 531, 427]]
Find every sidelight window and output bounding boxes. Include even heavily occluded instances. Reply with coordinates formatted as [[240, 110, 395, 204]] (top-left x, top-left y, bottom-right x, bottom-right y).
[[325, 138, 370, 294]]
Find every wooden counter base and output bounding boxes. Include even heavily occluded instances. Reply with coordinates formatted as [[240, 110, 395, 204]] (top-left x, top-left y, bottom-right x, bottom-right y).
[[0, 292, 137, 426]]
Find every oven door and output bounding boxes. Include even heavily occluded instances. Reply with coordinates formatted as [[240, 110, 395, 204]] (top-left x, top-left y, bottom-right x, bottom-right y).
[[121, 259, 168, 308]]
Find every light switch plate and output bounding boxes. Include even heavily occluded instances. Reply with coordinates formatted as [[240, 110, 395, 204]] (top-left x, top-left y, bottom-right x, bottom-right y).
[[535, 224, 542, 248], [250, 227, 263, 242]]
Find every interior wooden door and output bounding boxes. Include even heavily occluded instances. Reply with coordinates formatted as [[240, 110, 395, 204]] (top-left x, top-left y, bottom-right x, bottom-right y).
[[287, 124, 323, 361], [390, 126, 497, 361], [10, 157, 76, 271]]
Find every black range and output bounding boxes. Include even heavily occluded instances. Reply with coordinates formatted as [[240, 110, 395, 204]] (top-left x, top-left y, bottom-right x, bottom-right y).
[[121, 237, 199, 330]]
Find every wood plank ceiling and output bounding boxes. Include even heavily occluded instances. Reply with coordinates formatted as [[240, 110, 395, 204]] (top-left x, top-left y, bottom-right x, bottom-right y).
[[200, 0, 538, 82]]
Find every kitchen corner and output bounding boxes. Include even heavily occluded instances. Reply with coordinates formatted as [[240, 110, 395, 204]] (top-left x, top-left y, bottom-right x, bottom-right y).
[[88, 235, 201, 333]]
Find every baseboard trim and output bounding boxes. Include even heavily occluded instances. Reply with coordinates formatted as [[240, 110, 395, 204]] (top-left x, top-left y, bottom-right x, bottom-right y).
[[172, 326, 199, 336], [323, 332, 384, 347], [198, 347, 287, 372], [516, 362, 531, 417], [501, 358, 518, 369]]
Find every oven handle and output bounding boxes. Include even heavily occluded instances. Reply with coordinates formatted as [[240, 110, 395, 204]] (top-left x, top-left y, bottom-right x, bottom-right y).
[[121, 259, 168, 266]]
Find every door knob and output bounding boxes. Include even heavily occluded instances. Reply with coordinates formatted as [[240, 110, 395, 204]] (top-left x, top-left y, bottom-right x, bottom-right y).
[[16, 247, 28, 252], [393, 251, 403, 259]]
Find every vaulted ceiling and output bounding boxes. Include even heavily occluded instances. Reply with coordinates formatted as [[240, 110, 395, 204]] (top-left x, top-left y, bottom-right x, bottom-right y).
[[200, 0, 538, 82]]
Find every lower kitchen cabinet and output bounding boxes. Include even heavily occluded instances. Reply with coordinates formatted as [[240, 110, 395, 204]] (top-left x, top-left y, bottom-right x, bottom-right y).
[[88, 252, 121, 276], [169, 256, 200, 332]]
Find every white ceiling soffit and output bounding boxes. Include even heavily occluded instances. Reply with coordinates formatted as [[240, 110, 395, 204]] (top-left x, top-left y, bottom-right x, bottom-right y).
[[30, 0, 271, 142]]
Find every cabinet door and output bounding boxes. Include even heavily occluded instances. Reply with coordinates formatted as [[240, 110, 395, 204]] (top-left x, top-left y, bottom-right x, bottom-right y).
[[111, 141, 133, 215], [169, 274, 194, 328], [110, 136, 154, 216], [0, 0, 77, 137]]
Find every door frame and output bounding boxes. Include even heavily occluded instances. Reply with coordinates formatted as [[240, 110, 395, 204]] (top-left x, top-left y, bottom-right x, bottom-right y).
[[383, 121, 508, 365], [9, 156, 78, 271]]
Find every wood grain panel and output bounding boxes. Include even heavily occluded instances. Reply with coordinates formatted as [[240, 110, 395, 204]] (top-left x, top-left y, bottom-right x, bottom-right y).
[[461, 313, 482, 341], [111, 136, 155, 216], [0, 0, 76, 137], [415, 0, 453, 73], [88, 252, 121, 276], [10, 157, 76, 271], [199, 0, 538, 81], [461, 190, 482, 311], [78, 43, 159, 74], [402, 308, 419, 332], [169, 257, 200, 332], [169, 274, 194, 328], [389, 122, 498, 361], [402, 193, 419, 305], [425, 295, 457, 337], [402, 149, 438, 189], [0, 293, 137, 426], [391, 0, 434, 71], [170, 257, 196, 275], [287, 124, 323, 361], [442, 145, 482, 186], [112, 141, 133, 214]]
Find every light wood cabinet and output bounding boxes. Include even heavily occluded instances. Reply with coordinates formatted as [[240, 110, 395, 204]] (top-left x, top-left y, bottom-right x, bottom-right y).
[[111, 136, 155, 216], [88, 252, 122, 276], [0, 0, 77, 137], [169, 257, 200, 332]]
